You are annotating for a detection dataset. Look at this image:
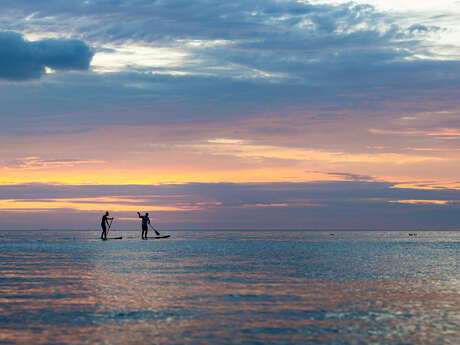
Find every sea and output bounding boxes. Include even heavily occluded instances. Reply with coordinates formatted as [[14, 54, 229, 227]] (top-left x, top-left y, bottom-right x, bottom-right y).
[[0, 230, 458, 345]]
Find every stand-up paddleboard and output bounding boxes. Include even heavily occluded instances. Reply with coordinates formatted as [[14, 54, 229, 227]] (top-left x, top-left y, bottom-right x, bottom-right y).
[[146, 235, 170, 239], [102, 236, 123, 240]]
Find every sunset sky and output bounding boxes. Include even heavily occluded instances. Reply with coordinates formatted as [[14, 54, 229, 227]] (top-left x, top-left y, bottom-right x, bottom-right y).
[[1, 0, 460, 230]]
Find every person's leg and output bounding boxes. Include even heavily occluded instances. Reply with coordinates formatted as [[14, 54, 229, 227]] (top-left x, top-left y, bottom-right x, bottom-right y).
[[101, 225, 106, 239]]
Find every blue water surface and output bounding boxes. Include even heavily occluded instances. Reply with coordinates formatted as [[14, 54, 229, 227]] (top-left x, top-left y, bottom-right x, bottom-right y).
[[0, 230, 458, 344]]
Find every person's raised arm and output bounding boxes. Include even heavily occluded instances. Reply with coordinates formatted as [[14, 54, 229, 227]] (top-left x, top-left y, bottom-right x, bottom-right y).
[[137, 212, 142, 218]]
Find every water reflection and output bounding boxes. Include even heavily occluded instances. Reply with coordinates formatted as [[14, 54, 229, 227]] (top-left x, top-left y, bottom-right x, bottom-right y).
[[0, 230, 458, 344]]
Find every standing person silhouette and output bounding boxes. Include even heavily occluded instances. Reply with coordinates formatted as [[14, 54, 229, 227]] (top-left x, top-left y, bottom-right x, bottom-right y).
[[137, 212, 150, 239], [101, 211, 113, 240]]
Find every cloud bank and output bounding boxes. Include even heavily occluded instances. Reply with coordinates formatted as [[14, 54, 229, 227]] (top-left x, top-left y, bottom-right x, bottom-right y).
[[0, 1, 459, 123], [1, 182, 459, 230]]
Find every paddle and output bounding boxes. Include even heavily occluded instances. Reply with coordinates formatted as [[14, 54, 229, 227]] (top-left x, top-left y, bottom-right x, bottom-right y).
[[148, 223, 160, 236], [107, 218, 113, 237]]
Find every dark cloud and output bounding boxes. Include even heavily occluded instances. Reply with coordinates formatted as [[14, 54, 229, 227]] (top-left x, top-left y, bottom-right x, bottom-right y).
[[1, 182, 460, 229], [0, 1, 458, 130], [1, 60, 459, 133], [323, 172, 375, 182], [0, 31, 93, 81]]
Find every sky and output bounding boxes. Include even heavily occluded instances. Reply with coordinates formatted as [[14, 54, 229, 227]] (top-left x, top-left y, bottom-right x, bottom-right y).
[[1, 0, 460, 230]]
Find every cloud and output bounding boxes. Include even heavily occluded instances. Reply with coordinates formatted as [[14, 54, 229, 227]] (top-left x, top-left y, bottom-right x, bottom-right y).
[[2, 156, 104, 169], [408, 23, 440, 34], [0, 0, 458, 127], [323, 172, 375, 182], [0, 31, 93, 80], [3, 1, 457, 78], [1, 181, 460, 229], [0, 1, 459, 230]]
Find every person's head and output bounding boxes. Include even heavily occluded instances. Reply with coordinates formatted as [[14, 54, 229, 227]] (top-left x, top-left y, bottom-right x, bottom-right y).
[[105, 211, 109, 216], [146, 213, 149, 216]]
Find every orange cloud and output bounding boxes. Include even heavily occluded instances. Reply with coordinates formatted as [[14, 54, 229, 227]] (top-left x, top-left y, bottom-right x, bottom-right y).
[[369, 127, 460, 138], [1, 123, 459, 192], [0, 197, 194, 212], [388, 199, 449, 205], [200, 138, 445, 164]]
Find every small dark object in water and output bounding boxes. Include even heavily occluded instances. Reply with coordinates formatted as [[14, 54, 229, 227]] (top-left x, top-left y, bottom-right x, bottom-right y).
[[408, 233, 417, 236], [330, 233, 335, 236]]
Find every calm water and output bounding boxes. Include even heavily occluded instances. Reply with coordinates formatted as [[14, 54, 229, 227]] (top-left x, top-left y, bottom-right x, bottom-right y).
[[0, 230, 458, 345]]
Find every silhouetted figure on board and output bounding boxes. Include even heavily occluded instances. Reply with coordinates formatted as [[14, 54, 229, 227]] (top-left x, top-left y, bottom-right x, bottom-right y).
[[138, 212, 150, 239], [101, 211, 113, 240]]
